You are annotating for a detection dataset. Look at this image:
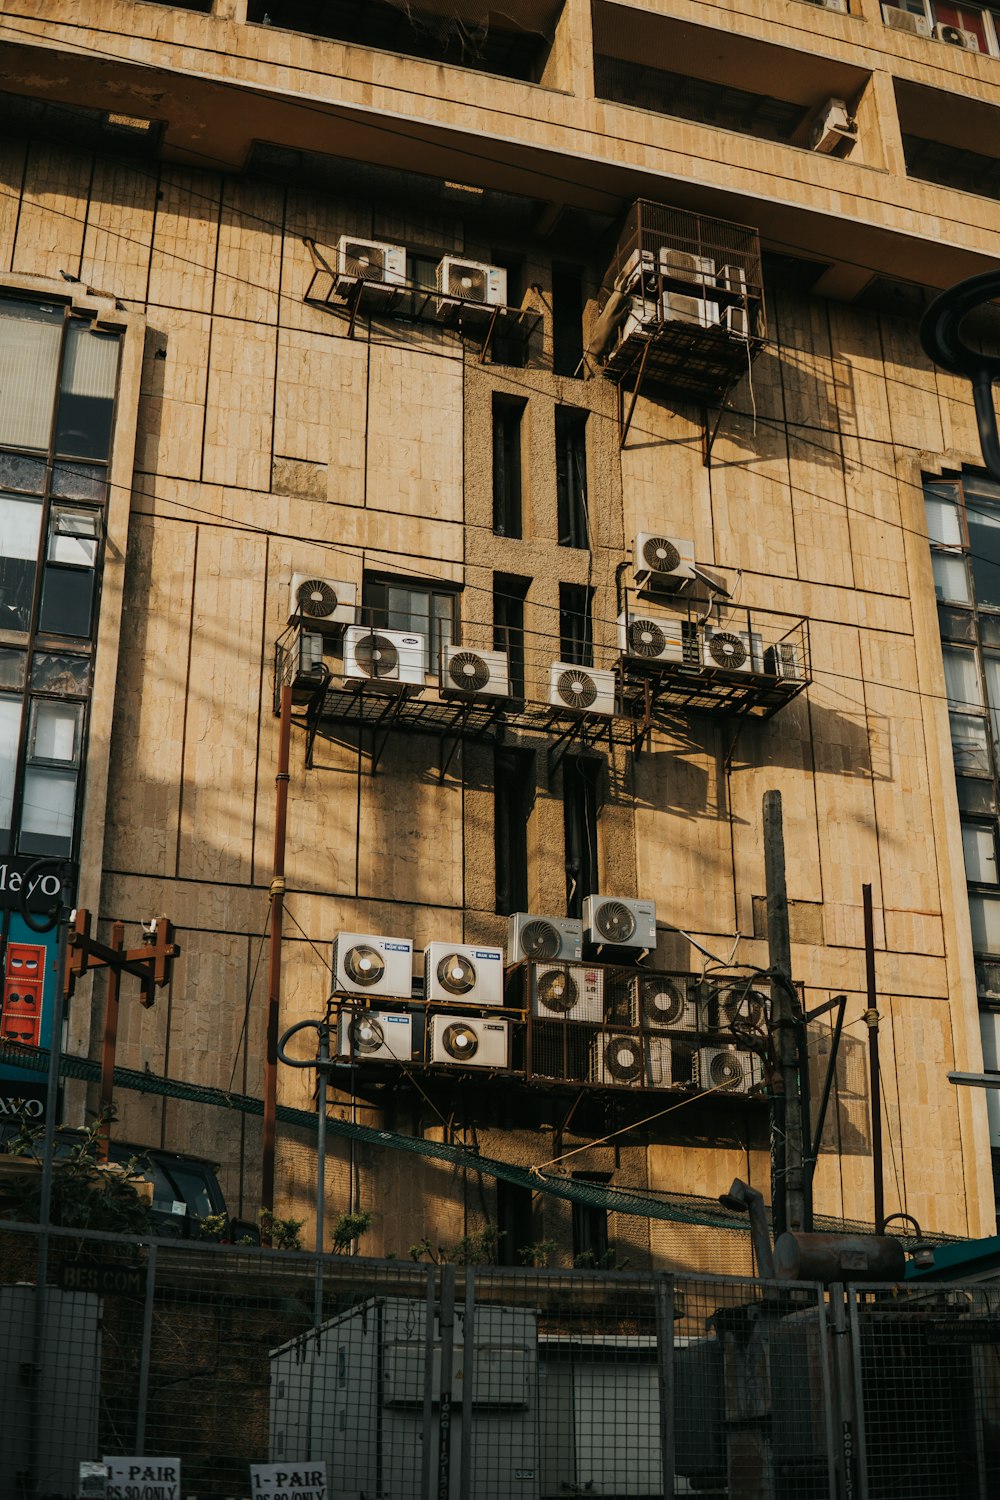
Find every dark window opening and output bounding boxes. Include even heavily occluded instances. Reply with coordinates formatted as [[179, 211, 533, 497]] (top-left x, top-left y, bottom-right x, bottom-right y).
[[493, 573, 529, 702], [495, 747, 533, 917], [563, 754, 599, 919], [559, 583, 593, 666], [246, 0, 552, 83], [493, 397, 525, 538], [496, 1180, 535, 1267], [594, 55, 809, 144], [571, 1175, 610, 1266], [903, 133, 1000, 205], [490, 256, 526, 366], [362, 575, 458, 674], [556, 408, 588, 549], [552, 264, 585, 378]]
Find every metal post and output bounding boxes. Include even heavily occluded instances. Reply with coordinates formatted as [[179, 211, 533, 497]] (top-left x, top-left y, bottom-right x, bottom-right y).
[[263, 683, 293, 1219], [437, 1265, 456, 1500], [845, 1287, 870, 1500], [459, 1269, 475, 1500], [764, 790, 805, 1236], [98, 921, 125, 1162], [814, 1287, 839, 1500], [654, 1274, 676, 1499], [420, 1267, 436, 1500], [135, 1243, 157, 1452], [862, 885, 884, 1234], [313, 1023, 328, 1328]]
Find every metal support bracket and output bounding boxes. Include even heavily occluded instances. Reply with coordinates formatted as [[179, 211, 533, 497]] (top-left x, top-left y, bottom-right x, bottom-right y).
[[702, 402, 730, 468], [619, 338, 652, 450]]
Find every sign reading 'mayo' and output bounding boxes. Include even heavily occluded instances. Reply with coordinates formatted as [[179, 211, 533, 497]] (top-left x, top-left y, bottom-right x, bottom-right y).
[[102, 1458, 181, 1500], [250, 1462, 328, 1500]]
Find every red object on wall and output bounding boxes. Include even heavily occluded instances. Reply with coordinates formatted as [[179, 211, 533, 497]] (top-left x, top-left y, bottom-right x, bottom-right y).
[[2, 942, 45, 1047]]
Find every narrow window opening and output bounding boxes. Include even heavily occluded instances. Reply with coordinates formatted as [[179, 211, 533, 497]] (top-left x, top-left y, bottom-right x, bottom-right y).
[[556, 407, 588, 549], [495, 747, 534, 917], [559, 583, 593, 667], [493, 573, 529, 702], [496, 1180, 535, 1267], [563, 754, 600, 918], [492, 397, 525, 538], [552, 264, 585, 378]]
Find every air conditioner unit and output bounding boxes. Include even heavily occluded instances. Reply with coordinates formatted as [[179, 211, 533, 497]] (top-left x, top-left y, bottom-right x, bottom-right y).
[[703, 626, 763, 674], [508, 912, 583, 963], [289, 574, 357, 629], [590, 1031, 645, 1087], [763, 641, 805, 680], [436, 257, 507, 311], [616, 247, 655, 295], [662, 290, 720, 328], [806, 0, 849, 11], [630, 974, 698, 1032], [634, 532, 696, 591], [618, 607, 693, 666], [429, 1014, 509, 1069], [440, 645, 510, 700], [337, 1007, 414, 1063], [336, 235, 407, 286], [621, 294, 661, 342], [658, 247, 716, 290], [343, 625, 426, 689], [424, 942, 504, 1006], [645, 1034, 674, 1088], [547, 663, 617, 716], [881, 4, 931, 33], [808, 98, 858, 155], [720, 265, 750, 339], [332, 932, 414, 998], [697, 1044, 763, 1095], [531, 963, 604, 1023], [583, 895, 657, 952], [703, 981, 769, 1033], [295, 631, 324, 685], [933, 20, 979, 45]]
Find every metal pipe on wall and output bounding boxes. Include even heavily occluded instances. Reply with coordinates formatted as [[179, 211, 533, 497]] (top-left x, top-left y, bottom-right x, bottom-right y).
[[262, 684, 293, 1221], [862, 883, 885, 1234]]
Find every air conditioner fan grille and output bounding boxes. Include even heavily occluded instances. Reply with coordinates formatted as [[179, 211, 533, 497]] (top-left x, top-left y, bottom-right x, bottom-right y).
[[603, 1035, 643, 1082], [536, 969, 578, 1014], [350, 1015, 386, 1055], [708, 1050, 747, 1089], [343, 945, 386, 988], [643, 980, 686, 1027], [520, 921, 560, 961], [558, 669, 598, 709], [437, 954, 476, 996], [442, 1022, 480, 1060], [642, 536, 681, 573], [448, 651, 491, 691], [628, 619, 667, 658], [295, 579, 338, 618], [353, 633, 399, 679], [595, 901, 637, 944], [708, 632, 748, 670]]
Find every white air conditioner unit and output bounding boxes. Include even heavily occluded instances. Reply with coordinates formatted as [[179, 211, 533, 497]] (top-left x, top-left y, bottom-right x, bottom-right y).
[[808, 98, 858, 155], [429, 1014, 509, 1069], [933, 20, 979, 45], [703, 627, 763, 674], [662, 290, 720, 328], [583, 895, 657, 952], [645, 1034, 674, 1088], [508, 912, 583, 963], [436, 257, 507, 311], [440, 645, 510, 700], [336, 235, 407, 286], [332, 932, 414, 998], [703, 981, 769, 1034], [697, 1044, 763, 1095], [590, 1031, 645, 1087], [295, 631, 325, 685], [763, 641, 805, 680], [881, 4, 931, 33], [618, 608, 693, 667], [630, 974, 698, 1032], [658, 247, 716, 290], [337, 1007, 414, 1063], [343, 625, 426, 689], [547, 663, 617, 716], [634, 533, 696, 591], [532, 963, 604, 1023], [616, 247, 655, 295], [289, 574, 357, 629], [720, 265, 750, 339], [424, 942, 504, 1006], [621, 293, 661, 342]]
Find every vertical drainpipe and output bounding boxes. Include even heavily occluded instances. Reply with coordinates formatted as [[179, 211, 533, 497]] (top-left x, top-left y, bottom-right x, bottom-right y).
[[263, 684, 292, 1223]]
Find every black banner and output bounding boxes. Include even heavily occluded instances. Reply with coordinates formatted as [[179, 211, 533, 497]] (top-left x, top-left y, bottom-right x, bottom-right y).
[[0, 856, 73, 914]]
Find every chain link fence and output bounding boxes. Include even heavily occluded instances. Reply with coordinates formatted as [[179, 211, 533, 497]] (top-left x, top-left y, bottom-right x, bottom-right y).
[[1, 1222, 999, 1499]]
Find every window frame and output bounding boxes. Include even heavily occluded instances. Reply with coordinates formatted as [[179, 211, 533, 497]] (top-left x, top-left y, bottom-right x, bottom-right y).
[[360, 572, 460, 676]]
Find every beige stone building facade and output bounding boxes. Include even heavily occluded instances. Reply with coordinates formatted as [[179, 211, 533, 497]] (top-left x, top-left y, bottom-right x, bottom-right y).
[[0, 0, 998, 1269]]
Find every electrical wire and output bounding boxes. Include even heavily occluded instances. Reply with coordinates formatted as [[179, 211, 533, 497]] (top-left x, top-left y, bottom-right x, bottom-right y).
[[227, 899, 272, 1095]]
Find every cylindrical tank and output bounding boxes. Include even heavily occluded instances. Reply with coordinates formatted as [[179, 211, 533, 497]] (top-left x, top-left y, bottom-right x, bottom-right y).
[[774, 1231, 906, 1283]]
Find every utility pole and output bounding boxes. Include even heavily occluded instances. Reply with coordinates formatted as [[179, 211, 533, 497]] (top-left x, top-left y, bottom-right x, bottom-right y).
[[763, 791, 806, 1237], [862, 883, 885, 1233]]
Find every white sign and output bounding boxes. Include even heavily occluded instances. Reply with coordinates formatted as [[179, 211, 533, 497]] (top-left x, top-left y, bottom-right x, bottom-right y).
[[102, 1459, 181, 1500], [250, 1462, 328, 1500]]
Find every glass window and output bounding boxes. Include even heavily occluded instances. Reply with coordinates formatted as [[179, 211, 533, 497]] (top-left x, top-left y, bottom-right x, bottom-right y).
[[938, 605, 976, 642], [942, 645, 982, 711], [970, 893, 1000, 954], [18, 766, 77, 856], [0, 649, 25, 691], [958, 776, 998, 814], [31, 652, 93, 694], [54, 322, 120, 460], [559, 582, 594, 667], [51, 462, 108, 504], [965, 486, 1000, 611], [932, 552, 971, 604], [38, 568, 95, 638], [47, 507, 99, 567], [362, 577, 457, 673], [951, 712, 992, 775], [0, 496, 43, 631], [925, 484, 963, 546], [963, 821, 999, 884], [28, 699, 83, 765], [0, 451, 46, 494], [493, 573, 528, 702], [0, 300, 63, 452], [0, 694, 21, 851]]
